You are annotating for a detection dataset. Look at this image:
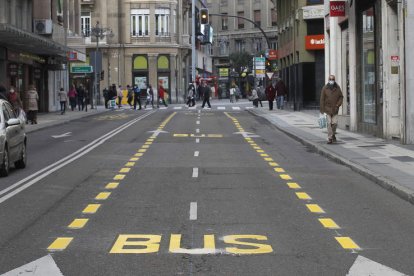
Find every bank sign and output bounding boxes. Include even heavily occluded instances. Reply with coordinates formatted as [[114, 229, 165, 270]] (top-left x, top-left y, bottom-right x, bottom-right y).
[[330, 1, 346, 17], [305, 35, 325, 50]]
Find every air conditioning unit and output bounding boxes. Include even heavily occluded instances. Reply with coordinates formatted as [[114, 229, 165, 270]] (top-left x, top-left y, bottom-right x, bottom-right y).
[[34, 19, 53, 34]]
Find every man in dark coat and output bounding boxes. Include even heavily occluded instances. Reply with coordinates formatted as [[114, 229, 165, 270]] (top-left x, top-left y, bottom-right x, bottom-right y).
[[275, 78, 288, 109], [320, 75, 344, 144], [265, 82, 276, 110], [200, 80, 212, 108]]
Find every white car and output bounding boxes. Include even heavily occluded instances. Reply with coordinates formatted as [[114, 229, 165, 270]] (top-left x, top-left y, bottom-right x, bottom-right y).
[[0, 99, 27, 176]]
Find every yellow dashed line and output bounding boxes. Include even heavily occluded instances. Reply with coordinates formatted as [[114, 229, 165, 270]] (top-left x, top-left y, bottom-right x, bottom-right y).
[[287, 182, 301, 189], [257, 150, 265, 153], [125, 162, 135, 167], [48, 237, 73, 251], [260, 153, 269, 157], [82, 204, 101, 214], [119, 168, 131, 173], [306, 204, 325, 213], [114, 174, 125, 180], [145, 142, 152, 145], [130, 157, 139, 161], [274, 168, 285, 173], [135, 153, 143, 157], [280, 174, 292, 180], [106, 182, 119, 189], [174, 134, 189, 137], [247, 140, 255, 144], [207, 134, 224, 138], [335, 237, 360, 250], [142, 145, 150, 149], [269, 162, 279, 167], [68, 218, 89, 229], [138, 149, 147, 153], [296, 192, 312, 200], [264, 158, 274, 161], [319, 218, 340, 229], [95, 192, 111, 200]]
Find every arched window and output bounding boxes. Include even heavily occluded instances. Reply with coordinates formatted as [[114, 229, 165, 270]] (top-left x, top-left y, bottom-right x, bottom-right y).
[[133, 56, 148, 70], [157, 56, 169, 70]]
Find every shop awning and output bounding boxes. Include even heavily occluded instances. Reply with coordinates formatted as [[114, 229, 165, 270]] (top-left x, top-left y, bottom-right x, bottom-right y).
[[0, 23, 69, 57]]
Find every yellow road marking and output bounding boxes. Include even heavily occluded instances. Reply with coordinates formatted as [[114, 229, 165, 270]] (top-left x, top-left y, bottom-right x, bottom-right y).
[[306, 204, 325, 213], [247, 140, 254, 144], [296, 192, 312, 200], [287, 182, 301, 189], [260, 154, 269, 157], [145, 142, 152, 145], [335, 237, 360, 250], [257, 150, 265, 153], [264, 158, 274, 161], [120, 168, 130, 173], [125, 162, 135, 167], [174, 134, 189, 137], [207, 134, 223, 138], [83, 204, 101, 214], [147, 139, 154, 142], [253, 146, 261, 149], [138, 149, 147, 153], [68, 218, 89, 229], [142, 145, 150, 149], [190, 134, 206, 137], [135, 153, 143, 157], [106, 182, 119, 189], [130, 157, 139, 161], [280, 174, 292, 180], [274, 168, 285, 173], [269, 162, 279, 167], [96, 192, 111, 200], [48, 237, 73, 251], [245, 138, 252, 141], [114, 174, 125, 180], [319, 218, 340, 229]]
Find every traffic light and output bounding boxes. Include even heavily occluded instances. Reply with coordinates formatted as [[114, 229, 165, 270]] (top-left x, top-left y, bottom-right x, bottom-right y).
[[200, 8, 209, 24]]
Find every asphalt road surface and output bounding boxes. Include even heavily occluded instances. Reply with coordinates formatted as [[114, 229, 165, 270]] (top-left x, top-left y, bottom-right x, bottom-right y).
[[0, 106, 413, 275]]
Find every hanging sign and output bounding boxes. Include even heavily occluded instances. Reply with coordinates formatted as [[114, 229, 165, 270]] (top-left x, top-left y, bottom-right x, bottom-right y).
[[305, 35, 325, 50], [330, 1, 346, 17]]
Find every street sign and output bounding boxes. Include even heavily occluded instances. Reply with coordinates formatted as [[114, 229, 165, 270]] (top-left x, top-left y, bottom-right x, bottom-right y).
[[71, 65, 93, 73], [330, 1, 346, 17]]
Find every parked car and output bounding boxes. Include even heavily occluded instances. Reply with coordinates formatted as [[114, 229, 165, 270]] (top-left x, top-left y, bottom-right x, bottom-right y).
[[0, 99, 27, 176]]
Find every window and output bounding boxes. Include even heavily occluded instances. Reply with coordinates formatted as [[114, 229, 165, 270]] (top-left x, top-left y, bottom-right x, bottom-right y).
[[271, 9, 277, 26], [155, 8, 170, 36], [254, 10, 261, 28], [253, 38, 262, 53], [220, 0, 228, 6], [219, 41, 229, 55], [235, 40, 245, 52], [131, 9, 150, 37], [221, 13, 228, 30], [237, 12, 244, 29], [81, 12, 91, 37]]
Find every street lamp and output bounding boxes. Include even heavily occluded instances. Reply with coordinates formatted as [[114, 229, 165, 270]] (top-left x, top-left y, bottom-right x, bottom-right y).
[[90, 21, 113, 109]]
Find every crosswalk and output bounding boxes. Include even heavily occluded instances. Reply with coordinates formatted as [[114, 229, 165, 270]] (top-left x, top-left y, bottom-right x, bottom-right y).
[[117, 105, 257, 111]]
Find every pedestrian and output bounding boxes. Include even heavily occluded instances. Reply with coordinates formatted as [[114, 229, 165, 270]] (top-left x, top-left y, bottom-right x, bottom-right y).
[[145, 85, 154, 109], [25, 84, 39, 124], [7, 86, 23, 114], [275, 78, 288, 109], [68, 84, 77, 111], [320, 75, 344, 144], [0, 85, 8, 101], [265, 81, 276, 110], [257, 86, 264, 107], [84, 89, 89, 112], [133, 84, 142, 110], [229, 85, 235, 103], [117, 85, 123, 108], [57, 87, 67, 115], [200, 80, 212, 109], [77, 84, 85, 111], [186, 83, 196, 107], [157, 82, 168, 108], [127, 85, 133, 107], [249, 88, 259, 108], [103, 87, 109, 109], [235, 85, 241, 102]]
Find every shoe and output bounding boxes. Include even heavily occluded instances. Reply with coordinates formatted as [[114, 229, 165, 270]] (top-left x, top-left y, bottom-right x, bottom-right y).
[[332, 135, 337, 142], [327, 139, 333, 144]]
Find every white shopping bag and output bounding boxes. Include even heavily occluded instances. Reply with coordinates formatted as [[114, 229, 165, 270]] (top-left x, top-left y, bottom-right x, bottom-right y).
[[318, 113, 327, 129]]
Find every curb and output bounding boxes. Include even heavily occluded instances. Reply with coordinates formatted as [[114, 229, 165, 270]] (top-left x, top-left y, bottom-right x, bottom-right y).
[[249, 109, 414, 205]]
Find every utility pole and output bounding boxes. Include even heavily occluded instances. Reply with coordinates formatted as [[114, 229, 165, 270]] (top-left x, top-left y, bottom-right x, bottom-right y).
[[192, 0, 196, 87]]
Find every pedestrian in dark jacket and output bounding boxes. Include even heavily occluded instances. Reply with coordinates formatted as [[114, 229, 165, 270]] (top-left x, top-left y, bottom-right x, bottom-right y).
[[133, 85, 142, 110], [77, 84, 85, 111], [200, 80, 212, 108], [265, 82, 276, 110], [320, 75, 343, 144], [7, 86, 23, 114], [275, 78, 288, 109], [68, 84, 77, 111], [127, 85, 133, 107]]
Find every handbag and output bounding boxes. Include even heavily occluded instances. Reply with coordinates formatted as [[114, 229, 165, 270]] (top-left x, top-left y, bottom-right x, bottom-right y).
[[318, 113, 327, 129]]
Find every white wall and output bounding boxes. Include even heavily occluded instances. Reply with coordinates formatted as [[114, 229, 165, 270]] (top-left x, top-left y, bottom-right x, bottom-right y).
[[405, 0, 414, 143]]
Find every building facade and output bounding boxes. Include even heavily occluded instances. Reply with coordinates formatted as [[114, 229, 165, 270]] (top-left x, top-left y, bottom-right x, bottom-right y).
[[208, 0, 278, 98], [0, 0, 81, 112], [325, 0, 412, 143], [276, 0, 325, 110], [71, 0, 211, 104]]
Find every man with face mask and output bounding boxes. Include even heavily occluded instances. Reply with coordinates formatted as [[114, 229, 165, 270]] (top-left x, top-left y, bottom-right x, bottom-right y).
[[320, 75, 343, 144]]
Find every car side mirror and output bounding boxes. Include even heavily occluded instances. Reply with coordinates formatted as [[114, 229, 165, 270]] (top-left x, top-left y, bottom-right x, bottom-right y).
[[6, 118, 21, 127]]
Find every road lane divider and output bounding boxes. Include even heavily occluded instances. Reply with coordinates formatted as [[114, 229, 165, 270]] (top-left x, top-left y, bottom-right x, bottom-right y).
[[190, 202, 198, 220], [192, 168, 199, 178], [46, 112, 177, 252], [224, 112, 361, 252]]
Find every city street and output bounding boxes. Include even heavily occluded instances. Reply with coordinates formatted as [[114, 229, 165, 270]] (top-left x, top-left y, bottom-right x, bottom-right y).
[[0, 105, 413, 275]]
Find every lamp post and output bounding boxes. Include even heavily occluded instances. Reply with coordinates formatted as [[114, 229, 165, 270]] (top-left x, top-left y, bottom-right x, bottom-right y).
[[90, 21, 113, 109]]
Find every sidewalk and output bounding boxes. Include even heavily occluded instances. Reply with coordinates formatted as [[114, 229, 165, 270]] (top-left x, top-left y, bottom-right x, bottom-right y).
[[249, 107, 414, 205], [25, 105, 109, 133]]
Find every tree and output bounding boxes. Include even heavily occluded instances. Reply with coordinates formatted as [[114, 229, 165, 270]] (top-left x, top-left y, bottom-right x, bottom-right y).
[[229, 51, 253, 74]]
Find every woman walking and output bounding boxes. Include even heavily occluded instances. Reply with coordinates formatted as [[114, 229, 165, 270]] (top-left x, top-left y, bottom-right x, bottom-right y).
[[57, 88, 67, 114], [25, 85, 39, 124], [68, 84, 77, 111]]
